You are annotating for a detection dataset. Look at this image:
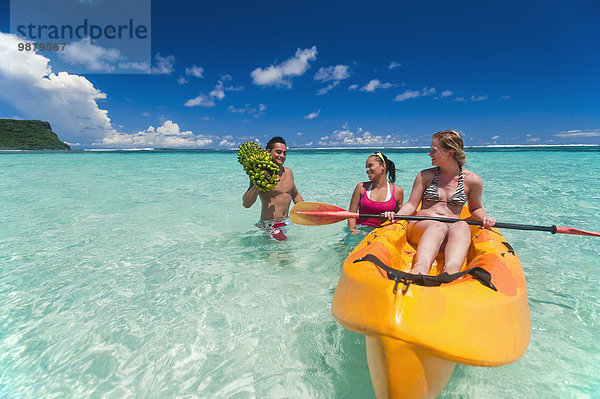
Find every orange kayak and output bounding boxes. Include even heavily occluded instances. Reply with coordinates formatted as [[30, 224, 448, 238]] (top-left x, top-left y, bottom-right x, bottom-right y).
[[331, 208, 531, 398]]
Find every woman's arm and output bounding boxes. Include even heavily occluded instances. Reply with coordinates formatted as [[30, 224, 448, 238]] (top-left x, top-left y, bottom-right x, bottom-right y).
[[466, 172, 495, 228], [384, 172, 426, 221], [393, 184, 404, 212], [348, 183, 363, 233], [397, 172, 426, 215]]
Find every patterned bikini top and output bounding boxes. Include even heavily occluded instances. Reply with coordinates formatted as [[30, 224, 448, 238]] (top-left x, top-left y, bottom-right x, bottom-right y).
[[422, 167, 467, 207]]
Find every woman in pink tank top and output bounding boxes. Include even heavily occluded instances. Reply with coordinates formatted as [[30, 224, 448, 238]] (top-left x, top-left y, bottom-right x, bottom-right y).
[[348, 152, 404, 234]]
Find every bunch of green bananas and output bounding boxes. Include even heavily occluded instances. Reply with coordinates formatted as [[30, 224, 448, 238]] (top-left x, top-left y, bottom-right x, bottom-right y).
[[237, 141, 280, 191]]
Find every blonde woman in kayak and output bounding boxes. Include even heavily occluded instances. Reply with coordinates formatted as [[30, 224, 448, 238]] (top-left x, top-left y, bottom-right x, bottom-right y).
[[385, 130, 495, 275], [348, 151, 404, 234]]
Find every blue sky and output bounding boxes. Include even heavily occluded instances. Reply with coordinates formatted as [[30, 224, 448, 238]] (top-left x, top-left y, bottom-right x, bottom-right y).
[[0, 0, 599, 149]]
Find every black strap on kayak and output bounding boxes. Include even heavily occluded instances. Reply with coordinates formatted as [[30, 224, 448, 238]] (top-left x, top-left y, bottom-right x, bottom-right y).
[[353, 254, 497, 295]]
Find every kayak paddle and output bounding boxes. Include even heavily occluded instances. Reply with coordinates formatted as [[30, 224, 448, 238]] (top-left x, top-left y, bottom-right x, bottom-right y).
[[290, 201, 600, 237]]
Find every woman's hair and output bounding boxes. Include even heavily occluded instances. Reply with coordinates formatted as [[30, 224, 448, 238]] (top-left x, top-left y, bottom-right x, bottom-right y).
[[432, 130, 466, 167], [266, 136, 286, 150], [370, 151, 396, 183]]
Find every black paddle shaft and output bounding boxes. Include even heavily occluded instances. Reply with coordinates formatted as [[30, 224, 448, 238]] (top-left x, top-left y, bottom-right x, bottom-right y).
[[360, 214, 558, 234]]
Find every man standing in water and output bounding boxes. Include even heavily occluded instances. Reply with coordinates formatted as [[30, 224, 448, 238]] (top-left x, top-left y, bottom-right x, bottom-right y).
[[242, 136, 304, 241]]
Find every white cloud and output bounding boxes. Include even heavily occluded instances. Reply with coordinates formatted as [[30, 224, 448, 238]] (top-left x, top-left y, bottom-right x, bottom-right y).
[[314, 65, 350, 82], [152, 53, 175, 75], [227, 105, 249, 114], [185, 65, 204, 78], [177, 76, 189, 85], [471, 94, 489, 102], [118, 61, 151, 73], [185, 93, 215, 107], [348, 84, 359, 90], [60, 40, 149, 74], [185, 78, 242, 107], [305, 110, 320, 120], [59, 38, 121, 72], [225, 84, 244, 92], [394, 87, 436, 102], [101, 120, 214, 148], [394, 89, 421, 102], [227, 103, 266, 118], [217, 74, 246, 91], [251, 46, 317, 88], [0, 32, 118, 144], [491, 135, 500, 140], [422, 87, 436, 96], [316, 81, 339, 95], [219, 138, 236, 147], [434, 90, 453, 100], [554, 129, 600, 138], [314, 64, 350, 95], [388, 61, 402, 70], [360, 79, 394, 93], [141, 112, 150, 117], [318, 125, 396, 146], [210, 81, 225, 100]]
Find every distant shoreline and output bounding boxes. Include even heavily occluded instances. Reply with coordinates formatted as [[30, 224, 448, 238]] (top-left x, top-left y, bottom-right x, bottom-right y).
[[291, 144, 600, 151], [1, 144, 599, 154]]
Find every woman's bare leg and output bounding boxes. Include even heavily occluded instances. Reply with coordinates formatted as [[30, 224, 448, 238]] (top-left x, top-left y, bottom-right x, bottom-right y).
[[408, 221, 449, 275], [442, 221, 471, 274]]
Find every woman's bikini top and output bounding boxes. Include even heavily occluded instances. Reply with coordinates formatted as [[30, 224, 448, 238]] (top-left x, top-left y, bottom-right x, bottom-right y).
[[422, 167, 467, 206]]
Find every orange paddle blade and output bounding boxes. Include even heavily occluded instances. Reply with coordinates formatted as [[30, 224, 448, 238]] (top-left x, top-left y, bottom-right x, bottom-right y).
[[290, 202, 359, 226], [556, 226, 600, 237]]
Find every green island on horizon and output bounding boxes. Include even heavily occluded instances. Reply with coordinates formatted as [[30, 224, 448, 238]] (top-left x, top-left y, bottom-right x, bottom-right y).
[[0, 119, 70, 151]]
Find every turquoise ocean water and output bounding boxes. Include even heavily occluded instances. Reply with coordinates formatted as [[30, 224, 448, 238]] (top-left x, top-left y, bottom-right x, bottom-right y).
[[1, 147, 599, 398]]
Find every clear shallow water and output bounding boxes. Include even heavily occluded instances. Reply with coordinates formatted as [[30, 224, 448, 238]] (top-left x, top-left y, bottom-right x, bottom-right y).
[[1, 148, 599, 398]]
